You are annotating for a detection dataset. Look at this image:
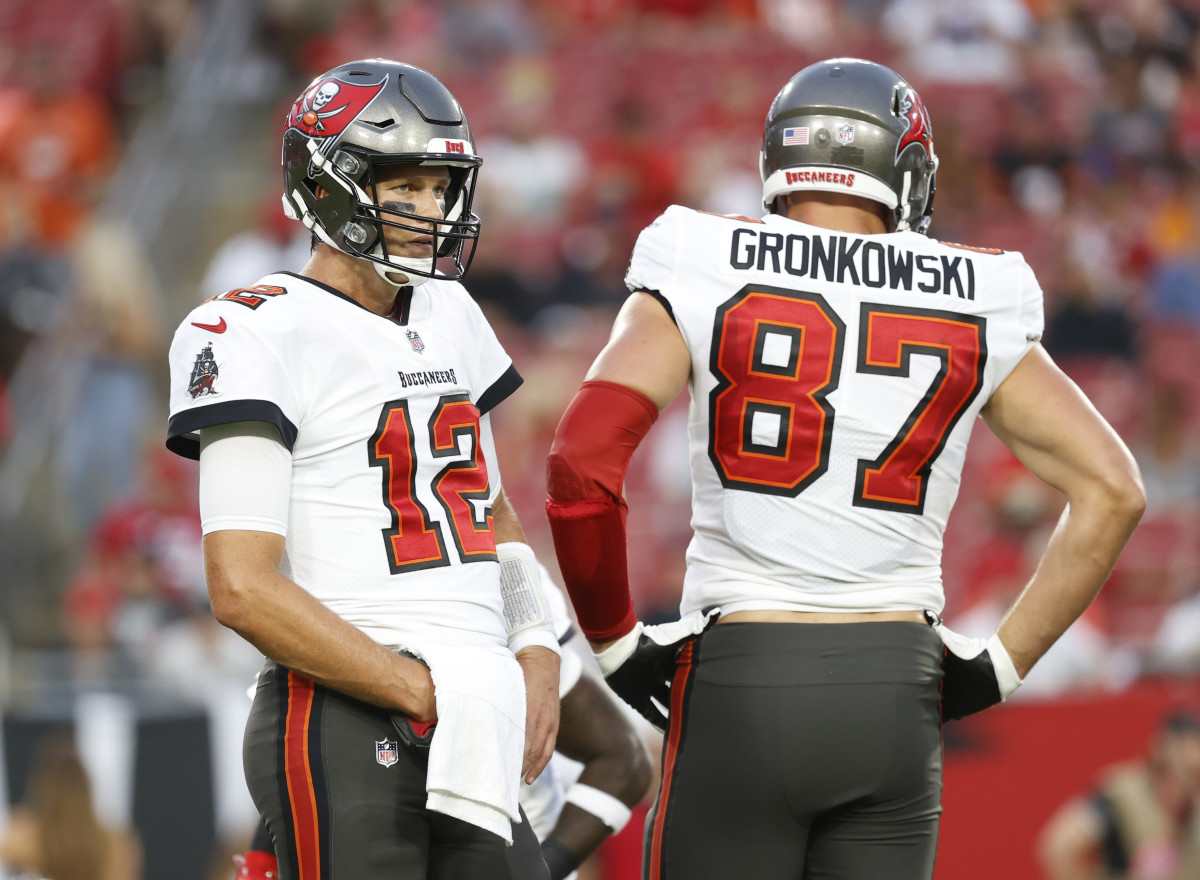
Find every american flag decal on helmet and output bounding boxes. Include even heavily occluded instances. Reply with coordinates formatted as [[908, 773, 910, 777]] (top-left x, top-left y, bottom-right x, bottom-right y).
[[782, 127, 809, 146]]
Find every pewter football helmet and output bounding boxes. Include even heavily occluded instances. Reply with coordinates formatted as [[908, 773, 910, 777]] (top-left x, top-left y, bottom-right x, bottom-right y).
[[761, 58, 939, 234], [282, 59, 481, 286]]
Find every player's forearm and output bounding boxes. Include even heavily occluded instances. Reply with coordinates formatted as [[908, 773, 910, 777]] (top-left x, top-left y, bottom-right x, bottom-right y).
[[997, 486, 1144, 678], [577, 750, 652, 807], [516, 645, 560, 782], [207, 559, 435, 719], [493, 488, 527, 544]]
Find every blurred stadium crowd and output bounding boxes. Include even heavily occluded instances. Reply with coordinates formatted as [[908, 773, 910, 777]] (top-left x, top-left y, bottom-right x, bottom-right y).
[[1, 0, 1200, 874]]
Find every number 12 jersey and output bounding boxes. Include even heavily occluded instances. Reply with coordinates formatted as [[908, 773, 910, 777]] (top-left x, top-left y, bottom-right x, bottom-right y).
[[166, 271, 522, 649]]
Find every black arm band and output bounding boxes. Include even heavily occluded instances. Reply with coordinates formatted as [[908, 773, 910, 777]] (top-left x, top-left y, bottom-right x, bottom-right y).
[[540, 838, 582, 880]]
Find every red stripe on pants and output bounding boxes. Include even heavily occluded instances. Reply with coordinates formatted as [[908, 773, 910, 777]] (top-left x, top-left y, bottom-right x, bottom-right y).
[[284, 671, 322, 879], [648, 640, 696, 880]]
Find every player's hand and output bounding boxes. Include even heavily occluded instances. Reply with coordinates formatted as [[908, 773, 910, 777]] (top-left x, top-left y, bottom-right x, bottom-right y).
[[594, 609, 720, 733], [930, 613, 1022, 720], [391, 712, 437, 750], [517, 645, 560, 783], [398, 653, 438, 724]]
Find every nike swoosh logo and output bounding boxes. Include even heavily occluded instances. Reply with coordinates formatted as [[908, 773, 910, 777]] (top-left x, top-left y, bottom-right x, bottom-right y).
[[191, 317, 227, 333]]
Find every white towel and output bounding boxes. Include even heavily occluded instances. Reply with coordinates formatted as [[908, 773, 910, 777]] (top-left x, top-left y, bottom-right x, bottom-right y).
[[411, 642, 526, 843]]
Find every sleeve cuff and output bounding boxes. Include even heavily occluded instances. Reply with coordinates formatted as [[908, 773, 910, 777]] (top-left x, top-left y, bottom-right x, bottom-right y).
[[476, 363, 523, 415], [167, 399, 297, 460]]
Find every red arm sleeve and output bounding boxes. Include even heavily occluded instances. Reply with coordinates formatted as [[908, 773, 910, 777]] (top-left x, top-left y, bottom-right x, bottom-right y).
[[545, 380, 659, 642]]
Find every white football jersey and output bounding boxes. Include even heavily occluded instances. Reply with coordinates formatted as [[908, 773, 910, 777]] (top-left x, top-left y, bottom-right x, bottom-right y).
[[625, 206, 1044, 615], [167, 272, 522, 649]]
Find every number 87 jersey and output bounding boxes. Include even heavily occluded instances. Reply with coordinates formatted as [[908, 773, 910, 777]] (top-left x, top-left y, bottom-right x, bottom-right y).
[[625, 206, 1045, 617]]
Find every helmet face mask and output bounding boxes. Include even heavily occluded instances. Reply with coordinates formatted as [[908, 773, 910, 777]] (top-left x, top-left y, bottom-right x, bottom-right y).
[[282, 60, 482, 287], [760, 58, 939, 234]]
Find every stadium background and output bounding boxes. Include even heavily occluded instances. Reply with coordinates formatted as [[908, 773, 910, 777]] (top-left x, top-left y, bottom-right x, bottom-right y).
[[0, 0, 1198, 877]]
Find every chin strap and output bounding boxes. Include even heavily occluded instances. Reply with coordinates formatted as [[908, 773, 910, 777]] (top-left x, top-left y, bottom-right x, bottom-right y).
[[371, 256, 428, 288]]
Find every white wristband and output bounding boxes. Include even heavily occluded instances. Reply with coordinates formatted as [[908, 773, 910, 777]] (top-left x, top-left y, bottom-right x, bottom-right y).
[[509, 627, 562, 657], [987, 633, 1023, 701], [565, 783, 632, 833], [497, 542, 560, 656]]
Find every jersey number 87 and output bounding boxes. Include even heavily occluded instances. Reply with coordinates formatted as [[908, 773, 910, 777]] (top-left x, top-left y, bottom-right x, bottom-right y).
[[708, 284, 986, 515]]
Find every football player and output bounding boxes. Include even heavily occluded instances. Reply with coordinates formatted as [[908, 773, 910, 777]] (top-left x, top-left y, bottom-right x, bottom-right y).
[[235, 569, 654, 880], [167, 59, 560, 879], [545, 58, 1146, 879]]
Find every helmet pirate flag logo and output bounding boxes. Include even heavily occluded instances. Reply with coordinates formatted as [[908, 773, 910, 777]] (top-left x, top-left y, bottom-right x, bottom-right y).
[[896, 86, 933, 159], [287, 73, 388, 139]]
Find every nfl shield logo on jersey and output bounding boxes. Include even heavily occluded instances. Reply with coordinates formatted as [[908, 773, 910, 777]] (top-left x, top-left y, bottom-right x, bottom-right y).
[[406, 329, 425, 353], [375, 738, 398, 767]]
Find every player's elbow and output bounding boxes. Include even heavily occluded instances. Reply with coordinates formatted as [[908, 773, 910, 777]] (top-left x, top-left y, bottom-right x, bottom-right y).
[[1095, 461, 1146, 529], [546, 448, 594, 503], [546, 381, 658, 505], [622, 734, 655, 805], [1067, 449, 1146, 530], [204, 561, 260, 632], [599, 725, 654, 806], [207, 580, 251, 631]]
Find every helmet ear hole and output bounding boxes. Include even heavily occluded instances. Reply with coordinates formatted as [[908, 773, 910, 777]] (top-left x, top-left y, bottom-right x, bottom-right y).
[[342, 222, 372, 247], [333, 150, 364, 179]]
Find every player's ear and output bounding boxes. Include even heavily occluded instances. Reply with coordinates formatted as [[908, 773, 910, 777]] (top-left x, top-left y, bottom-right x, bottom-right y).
[[314, 184, 329, 199]]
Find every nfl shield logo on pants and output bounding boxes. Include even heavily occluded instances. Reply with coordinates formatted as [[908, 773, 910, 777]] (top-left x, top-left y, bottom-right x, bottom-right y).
[[376, 738, 398, 767]]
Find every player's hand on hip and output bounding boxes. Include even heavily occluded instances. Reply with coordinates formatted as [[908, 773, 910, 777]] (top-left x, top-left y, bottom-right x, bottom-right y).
[[594, 608, 720, 733], [517, 645, 560, 783], [398, 653, 438, 723], [929, 612, 1023, 721]]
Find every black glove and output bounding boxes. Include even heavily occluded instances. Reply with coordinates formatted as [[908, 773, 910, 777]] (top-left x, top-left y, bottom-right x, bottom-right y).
[[593, 609, 720, 732], [929, 612, 1023, 721]]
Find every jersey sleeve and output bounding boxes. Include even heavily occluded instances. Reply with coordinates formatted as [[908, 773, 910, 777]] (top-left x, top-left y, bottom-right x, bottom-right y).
[[1016, 257, 1045, 346], [456, 287, 522, 414], [166, 304, 301, 460], [984, 253, 1045, 399], [624, 206, 685, 312]]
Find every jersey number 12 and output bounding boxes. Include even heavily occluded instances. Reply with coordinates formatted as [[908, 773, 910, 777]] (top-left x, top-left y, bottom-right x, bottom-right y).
[[368, 394, 496, 573]]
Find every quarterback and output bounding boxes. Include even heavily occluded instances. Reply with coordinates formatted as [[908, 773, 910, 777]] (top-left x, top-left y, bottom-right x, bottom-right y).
[[546, 58, 1146, 878], [167, 60, 559, 879]]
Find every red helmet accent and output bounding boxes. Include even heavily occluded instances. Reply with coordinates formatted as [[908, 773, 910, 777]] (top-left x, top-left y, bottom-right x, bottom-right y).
[[896, 86, 933, 159], [286, 75, 387, 139]]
